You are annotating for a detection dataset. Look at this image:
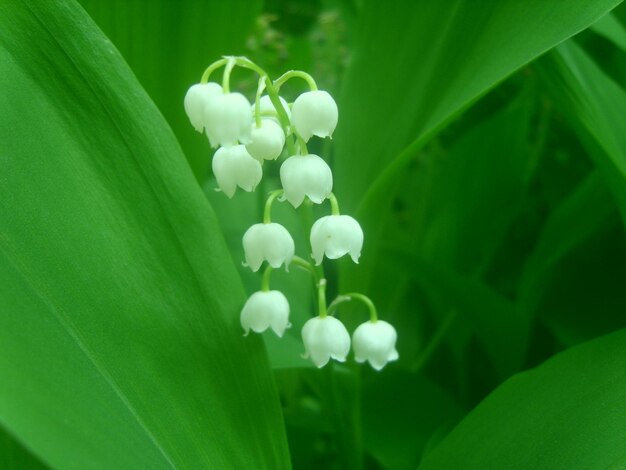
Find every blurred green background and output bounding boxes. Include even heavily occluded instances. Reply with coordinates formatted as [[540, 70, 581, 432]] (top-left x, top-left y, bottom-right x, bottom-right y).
[[3, 0, 626, 468]]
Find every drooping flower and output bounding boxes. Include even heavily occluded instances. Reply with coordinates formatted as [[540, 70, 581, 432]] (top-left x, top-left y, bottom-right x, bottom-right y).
[[280, 154, 333, 208], [291, 90, 338, 142], [241, 290, 291, 337], [310, 215, 363, 265], [204, 92, 252, 147], [212, 145, 262, 198], [301, 316, 351, 368], [184, 82, 222, 132], [246, 119, 286, 161], [242, 222, 295, 272], [352, 320, 399, 371], [254, 95, 291, 123]]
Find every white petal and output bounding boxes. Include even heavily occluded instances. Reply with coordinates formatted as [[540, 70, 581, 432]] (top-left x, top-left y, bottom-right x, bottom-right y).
[[352, 320, 398, 371], [212, 147, 237, 198], [254, 95, 291, 122], [240, 290, 290, 337], [242, 224, 266, 272], [246, 119, 286, 161], [280, 154, 333, 208], [301, 316, 350, 368], [292, 90, 338, 142], [260, 223, 295, 269], [205, 92, 253, 147], [184, 82, 222, 132], [310, 215, 364, 265]]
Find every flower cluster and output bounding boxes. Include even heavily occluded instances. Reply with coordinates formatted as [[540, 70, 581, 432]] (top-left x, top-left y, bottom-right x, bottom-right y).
[[185, 56, 398, 370]]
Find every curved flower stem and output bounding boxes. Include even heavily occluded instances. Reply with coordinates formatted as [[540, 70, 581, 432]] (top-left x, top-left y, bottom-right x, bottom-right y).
[[254, 76, 266, 128], [329, 193, 341, 216], [291, 255, 317, 279], [200, 57, 228, 83], [261, 265, 273, 292], [328, 293, 378, 322], [263, 189, 283, 224], [274, 70, 318, 91], [221, 57, 236, 94]]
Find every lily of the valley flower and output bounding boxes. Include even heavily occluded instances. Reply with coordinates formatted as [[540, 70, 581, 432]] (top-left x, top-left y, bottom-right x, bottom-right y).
[[352, 320, 399, 371], [301, 316, 351, 368], [291, 90, 338, 142], [204, 92, 252, 147], [280, 154, 333, 208], [184, 82, 222, 132], [241, 290, 291, 337], [255, 95, 291, 123], [310, 215, 363, 265], [212, 145, 262, 198], [243, 222, 295, 272], [246, 119, 286, 161]]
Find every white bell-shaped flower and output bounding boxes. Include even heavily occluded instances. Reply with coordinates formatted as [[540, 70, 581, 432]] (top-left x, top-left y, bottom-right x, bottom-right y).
[[204, 92, 252, 147], [242, 222, 295, 272], [241, 290, 291, 337], [254, 95, 291, 123], [301, 316, 351, 368], [184, 82, 222, 132], [246, 119, 285, 161], [291, 90, 338, 142], [212, 145, 262, 198], [352, 320, 399, 371], [280, 154, 333, 208], [310, 215, 364, 265]]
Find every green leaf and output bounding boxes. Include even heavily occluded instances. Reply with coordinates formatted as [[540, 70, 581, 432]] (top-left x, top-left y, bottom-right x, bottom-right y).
[[590, 11, 626, 52], [418, 328, 626, 469], [0, 426, 47, 470], [539, 40, 626, 224], [335, 0, 621, 212], [0, 1, 289, 468]]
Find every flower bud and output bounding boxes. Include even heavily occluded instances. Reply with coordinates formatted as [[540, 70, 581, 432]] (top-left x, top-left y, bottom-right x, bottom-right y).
[[246, 119, 285, 161], [254, 95, 291, 123], [291, 90, 338, 142], [243, 222, 295, 272], [352, 320, 399, 371], [280, 154, 333, 208], [212, 145, 262, 198], [310, 215, 363, 265], [184, 82, 222, 132], [301, 316, 351, 368], [241, 290, 291, 337], [204, 92, 253, 147]]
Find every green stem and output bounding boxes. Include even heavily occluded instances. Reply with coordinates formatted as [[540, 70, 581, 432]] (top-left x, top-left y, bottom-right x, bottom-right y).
[[200, 58, 228, 83], [291, 255, 317, 279], [329, 193, 341, 215], [263, 189, 283, 224], [329, 293, 378, 322], [261, 265, 273, 292], [254, 76, 266, 128], [318, 279, 328, 318], [222, 57, 236, 94], [297, 134, 309, 155], [274, 70, 318, 91]]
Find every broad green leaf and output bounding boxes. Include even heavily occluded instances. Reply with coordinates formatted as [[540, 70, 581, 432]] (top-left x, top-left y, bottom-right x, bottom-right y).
[[419, 328, 626, 469], [590, 11, 626, 52], [0, 1, 288, 468], [0, 426, 47, 470], [335, 0, 621, 211], [539, 40, 626, 224], [79, 0, 262, 179], [333, 0, 622, 295]]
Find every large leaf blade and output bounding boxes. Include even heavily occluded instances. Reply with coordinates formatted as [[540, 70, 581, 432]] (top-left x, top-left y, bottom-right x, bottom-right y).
[[419, 328, 626, 469], [0, 1, 289, 468]]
